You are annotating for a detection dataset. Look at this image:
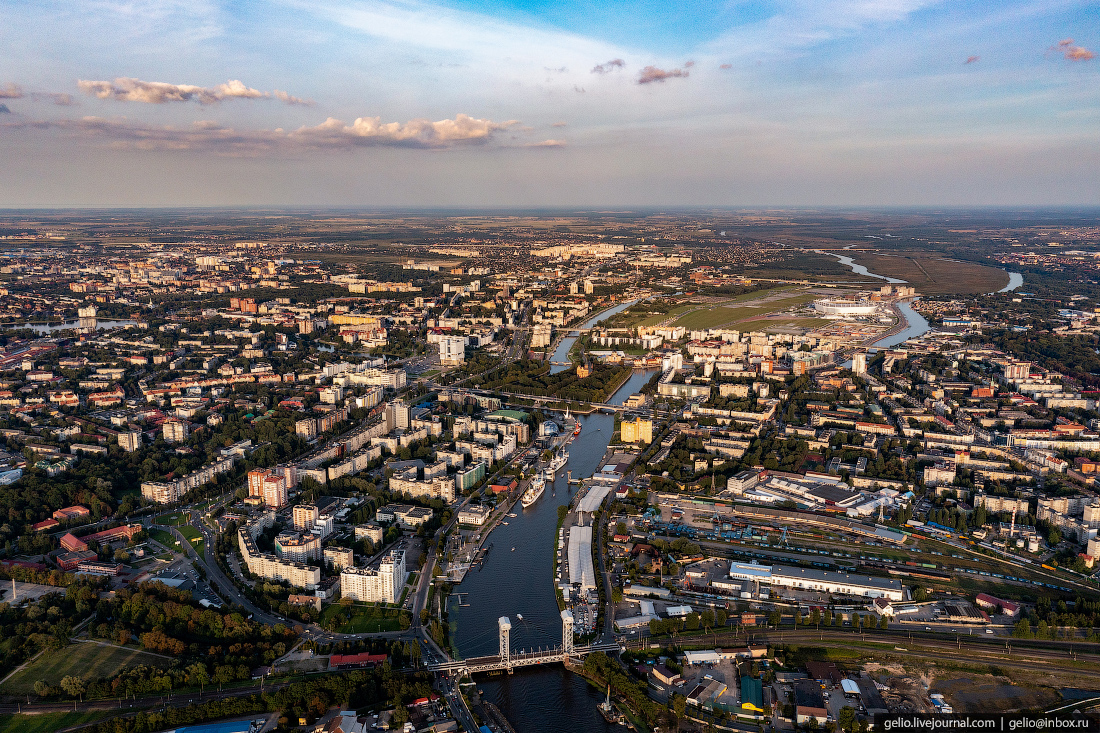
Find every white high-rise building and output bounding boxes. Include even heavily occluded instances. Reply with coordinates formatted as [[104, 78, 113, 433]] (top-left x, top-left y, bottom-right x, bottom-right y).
[[118, 431, 142, 452], [439, 335, 467, 366], [852, 351, 868, 375], [530, 323, 553, 348], [340, 549, 406, 603], [390, 400, 410, 430], [162, 419, 189, 444]]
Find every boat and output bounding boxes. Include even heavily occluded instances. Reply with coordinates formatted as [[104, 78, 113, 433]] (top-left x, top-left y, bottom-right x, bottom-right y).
[[598, 684, 622, 724], [511, 547, 515, 552], [548, 448, 569, 472], [516, 613, 524, 621], [573, 423, 581, 436], [521, 476, 546, 508]]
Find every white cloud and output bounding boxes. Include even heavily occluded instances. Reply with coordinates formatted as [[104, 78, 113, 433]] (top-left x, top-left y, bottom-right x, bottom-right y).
[[78, 77, 268, 105], [3, 112, 520, 153], [274, 90, 316, 106], [290, 113, 518, 147]]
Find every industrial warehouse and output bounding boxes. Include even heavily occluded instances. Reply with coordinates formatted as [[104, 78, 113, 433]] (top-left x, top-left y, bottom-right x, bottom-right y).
[[724, 562, 905, 601]]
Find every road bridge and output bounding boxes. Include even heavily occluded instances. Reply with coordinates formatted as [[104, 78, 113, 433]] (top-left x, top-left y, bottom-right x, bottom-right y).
[[427, 612, 620, 675]]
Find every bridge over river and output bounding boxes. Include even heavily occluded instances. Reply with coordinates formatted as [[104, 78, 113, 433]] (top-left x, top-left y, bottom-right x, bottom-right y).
[[427, 612, 620, 675]]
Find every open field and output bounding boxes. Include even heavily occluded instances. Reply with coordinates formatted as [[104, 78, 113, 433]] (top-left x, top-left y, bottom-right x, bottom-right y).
[[635, 304, 695, 328], [154, 512, 189, 527], [0, 643, 170, 695], [176, 526, 204, 556], [0, 711, 114, 733], [755, 318, 832, 330], [318, 603, 408, 634], [148, 528, 180, 551], [671, 293, 818, 330], [850, 253, 1009, 295]]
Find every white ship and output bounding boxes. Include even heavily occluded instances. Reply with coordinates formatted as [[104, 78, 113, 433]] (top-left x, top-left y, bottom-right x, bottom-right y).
[[548, 448, 569, 473], [521, 475, 546, 508]]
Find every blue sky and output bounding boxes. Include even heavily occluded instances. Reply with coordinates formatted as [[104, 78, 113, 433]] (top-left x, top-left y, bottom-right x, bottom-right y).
[[0, 0, 1097, 206]]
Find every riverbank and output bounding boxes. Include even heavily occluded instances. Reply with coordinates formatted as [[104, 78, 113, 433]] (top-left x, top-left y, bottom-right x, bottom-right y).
[[862, 300, 911, 348]]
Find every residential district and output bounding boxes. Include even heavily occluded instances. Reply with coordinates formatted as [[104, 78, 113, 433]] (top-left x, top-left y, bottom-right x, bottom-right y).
[[0, 211, 1096, 733]]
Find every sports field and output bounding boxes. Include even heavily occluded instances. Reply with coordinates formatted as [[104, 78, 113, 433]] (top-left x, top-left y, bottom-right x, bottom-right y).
[[1, 643, 170, 696]]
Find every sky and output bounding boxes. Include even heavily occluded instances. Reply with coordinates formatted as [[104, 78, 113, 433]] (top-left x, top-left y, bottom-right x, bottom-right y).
[[0, 0, 1098, 207]]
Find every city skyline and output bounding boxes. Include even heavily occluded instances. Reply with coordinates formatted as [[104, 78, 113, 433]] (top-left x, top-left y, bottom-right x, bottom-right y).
[[1, 0, 1097, 207]]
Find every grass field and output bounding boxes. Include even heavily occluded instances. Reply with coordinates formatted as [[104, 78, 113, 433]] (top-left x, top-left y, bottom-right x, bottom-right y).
[[756, 318, 832, 330], [1, 643, 170, 695], [671, 293, 818, 330], [154, 512, 189, 526], [319, 603, 407, 634], [176, 526, 204, 557], [148, 528, 181, 551], [636, 303, 694, 328], [0, 711, 114, 733], [850, 253, 1008, 295]]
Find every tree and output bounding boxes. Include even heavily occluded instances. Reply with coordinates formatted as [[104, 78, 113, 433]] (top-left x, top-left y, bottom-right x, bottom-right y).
[[838, 707, 857, 733], [60, 675, 85, 702], [879, 614, 889, 629], [33, 680, 50, 697], [1012, 618, 1033, 639], [672, 693, 687, 728]]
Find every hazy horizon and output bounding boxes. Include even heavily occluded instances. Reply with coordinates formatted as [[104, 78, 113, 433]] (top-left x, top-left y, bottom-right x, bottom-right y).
[[2, 0, 1098, 207]]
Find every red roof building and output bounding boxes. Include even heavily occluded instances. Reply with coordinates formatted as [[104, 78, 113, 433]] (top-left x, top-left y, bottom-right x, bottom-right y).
[[329, 652, 388, 669], [53, 505, 91, 522], [60, 532, 88, 552]]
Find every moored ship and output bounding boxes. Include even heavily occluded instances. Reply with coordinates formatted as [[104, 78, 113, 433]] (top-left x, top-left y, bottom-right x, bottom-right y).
[[521, 475, 545, 507]]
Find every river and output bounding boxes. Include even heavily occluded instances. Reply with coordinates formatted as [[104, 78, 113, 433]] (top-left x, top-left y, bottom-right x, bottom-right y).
[[997, 272, 1024, 293], [451, 368, 654, 731], [821, 251, 1022, 347], [549, 300, 640, 375], [2, 319, 137, 334]]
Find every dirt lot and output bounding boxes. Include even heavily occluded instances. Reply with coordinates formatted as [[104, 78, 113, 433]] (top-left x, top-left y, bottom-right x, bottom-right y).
[[933, 676, 1060, 713]]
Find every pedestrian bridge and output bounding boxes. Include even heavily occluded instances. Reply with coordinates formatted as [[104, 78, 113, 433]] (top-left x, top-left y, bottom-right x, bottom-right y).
[[427, 612, 620, 674]]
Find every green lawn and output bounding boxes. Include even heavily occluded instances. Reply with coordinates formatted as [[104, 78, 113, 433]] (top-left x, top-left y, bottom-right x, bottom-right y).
[[154, 512, 190, 526], [319, 603, 409, 634], [758, 318, 832, 330], [148, 528, 181, 551], [176, 525, 204, 557], [0, 711, 114, 733], [635, 304, 695, 327], [672, 294, 818, 330], [1, 643, 170, 696]]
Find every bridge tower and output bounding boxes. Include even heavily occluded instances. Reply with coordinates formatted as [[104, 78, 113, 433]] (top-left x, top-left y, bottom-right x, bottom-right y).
[[561, 609, 575, 660], [498, 616, 512, 671]]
